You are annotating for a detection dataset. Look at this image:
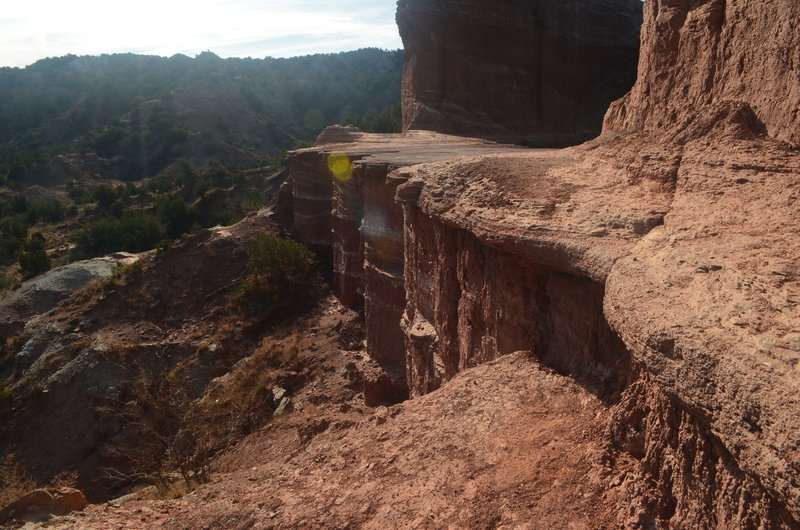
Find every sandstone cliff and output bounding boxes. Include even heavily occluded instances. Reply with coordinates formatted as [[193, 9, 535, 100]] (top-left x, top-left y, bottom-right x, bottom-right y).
[[278, 0, 800, 526], [605, 0, 800, 146], [397, 0, 642, 145]]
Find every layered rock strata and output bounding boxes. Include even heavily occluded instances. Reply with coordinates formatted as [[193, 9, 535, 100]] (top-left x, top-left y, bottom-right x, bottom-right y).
[[279, 0, 800, 524], [394, 127, 800, 526], [287, 129, 528, 399], [396, 0, 642, 144], [286, 119, 799, 525]]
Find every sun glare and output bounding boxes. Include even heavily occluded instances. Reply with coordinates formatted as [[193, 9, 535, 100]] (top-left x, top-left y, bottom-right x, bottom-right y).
[[327, 152, 353, 182]]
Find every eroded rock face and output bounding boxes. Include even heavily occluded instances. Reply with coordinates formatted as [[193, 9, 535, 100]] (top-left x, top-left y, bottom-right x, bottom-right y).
[[397, 0, 642, 144], [286, 128, 528, 399], [400, 204, 630, 398], [275, 0, 800, 524], [0, 254, 139, 338], [604, 0, 800, 146]]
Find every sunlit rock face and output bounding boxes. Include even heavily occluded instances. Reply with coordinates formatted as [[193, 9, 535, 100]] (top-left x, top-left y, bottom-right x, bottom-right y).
[[396, 0, 642, 145], [604, 0, 800, 147]]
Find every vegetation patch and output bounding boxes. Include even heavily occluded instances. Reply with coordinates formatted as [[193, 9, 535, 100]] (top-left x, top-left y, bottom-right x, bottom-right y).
[[0, 455, 36, 509], [0, 379, 12, 404], [239, 234, 316, 315]]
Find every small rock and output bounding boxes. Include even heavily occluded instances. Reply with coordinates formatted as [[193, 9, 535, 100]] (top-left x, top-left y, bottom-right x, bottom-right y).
[[272, 386, 287, 402], [274, 397, 292, 415]]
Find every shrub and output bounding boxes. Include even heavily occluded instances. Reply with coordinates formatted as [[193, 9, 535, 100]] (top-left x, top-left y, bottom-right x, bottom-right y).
[[239, 234, 315, 315], [157, 195, 197, 239], [0, 379, 12, 403], [92, 184, 118, 209], [18, 232, 51, 279], [73, 210, 165, 257], [120, 259, 145, 277], [0, 218, 27, 266], [0, 271, 17, 291], [0, 455, 36, 509], [24, 197, 67, 224]]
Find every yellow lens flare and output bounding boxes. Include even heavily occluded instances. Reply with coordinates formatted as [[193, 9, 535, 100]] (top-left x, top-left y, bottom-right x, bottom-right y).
[[327, 152, 353, 182]]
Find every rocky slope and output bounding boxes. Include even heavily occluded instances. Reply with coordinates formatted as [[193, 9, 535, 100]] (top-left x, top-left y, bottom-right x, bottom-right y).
[[396, 0, 642, 145], [33, 352, 627, 529], [0, 210, 333, 502]]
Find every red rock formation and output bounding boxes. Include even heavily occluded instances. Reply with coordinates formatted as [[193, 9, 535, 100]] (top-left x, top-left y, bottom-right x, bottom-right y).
[[288, 150, 335, 263], [397, 0, 642, 144], [394, 128, 800, 525], [400, 204, 630, 397], [277, 0, 800, 525], [0, 487, 87, 522], [605, 0, 800, 146], [286, 129, 529, 399]]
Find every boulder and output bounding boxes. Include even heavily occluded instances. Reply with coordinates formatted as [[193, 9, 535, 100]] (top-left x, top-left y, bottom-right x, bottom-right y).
[[0, 487, 87, 522]]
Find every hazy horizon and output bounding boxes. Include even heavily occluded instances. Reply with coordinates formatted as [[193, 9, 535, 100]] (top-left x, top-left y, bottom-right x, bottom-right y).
[[0, 0, 402, 68]]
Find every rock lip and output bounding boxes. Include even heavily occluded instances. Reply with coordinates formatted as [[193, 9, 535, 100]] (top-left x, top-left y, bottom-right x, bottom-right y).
[[0, 487, 88, 522]]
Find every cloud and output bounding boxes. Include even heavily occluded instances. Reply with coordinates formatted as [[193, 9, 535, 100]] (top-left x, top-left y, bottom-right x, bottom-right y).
[[0, 0, 402, 67]]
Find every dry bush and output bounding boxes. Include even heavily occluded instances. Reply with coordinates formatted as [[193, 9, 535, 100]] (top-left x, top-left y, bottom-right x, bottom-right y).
[[99, 378, 222, 497], [67, 338, 91, 356], [0, 455, 37, 509], [48, 469, 79, 489], [0, 334, 25, 370], [259, 331, 302, 367]]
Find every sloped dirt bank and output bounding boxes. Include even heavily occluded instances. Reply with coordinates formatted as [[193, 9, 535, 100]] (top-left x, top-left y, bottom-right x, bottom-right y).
[[397, 200, 797, 528]]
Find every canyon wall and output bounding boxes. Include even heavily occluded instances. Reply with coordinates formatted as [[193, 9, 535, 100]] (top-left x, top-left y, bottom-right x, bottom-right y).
[[281, 0, 800, 525], [604, 0, 800, 146], [285, 127, 799, 525], [286, 130, 529, 399], [396, 0, 642, 145]]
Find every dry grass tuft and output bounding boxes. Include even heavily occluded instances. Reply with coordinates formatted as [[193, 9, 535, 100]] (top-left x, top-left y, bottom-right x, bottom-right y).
[[0, 455, 37, 509]]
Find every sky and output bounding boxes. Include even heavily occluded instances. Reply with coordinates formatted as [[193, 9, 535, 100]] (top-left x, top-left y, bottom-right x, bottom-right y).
[[0, 0, 403, 68]]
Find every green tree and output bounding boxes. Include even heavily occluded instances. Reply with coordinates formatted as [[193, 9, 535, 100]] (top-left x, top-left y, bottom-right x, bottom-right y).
[[0, 218, 27, 266], [93, 184, 118, 209], [19, 232, 51, 279], [239, 234, 316, 315], [157, 195, 197, 239], [73, 210, 165, 257]]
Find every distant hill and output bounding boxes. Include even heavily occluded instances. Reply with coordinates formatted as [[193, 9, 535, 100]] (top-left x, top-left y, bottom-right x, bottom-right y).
[[0, 49, 403, 186]]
